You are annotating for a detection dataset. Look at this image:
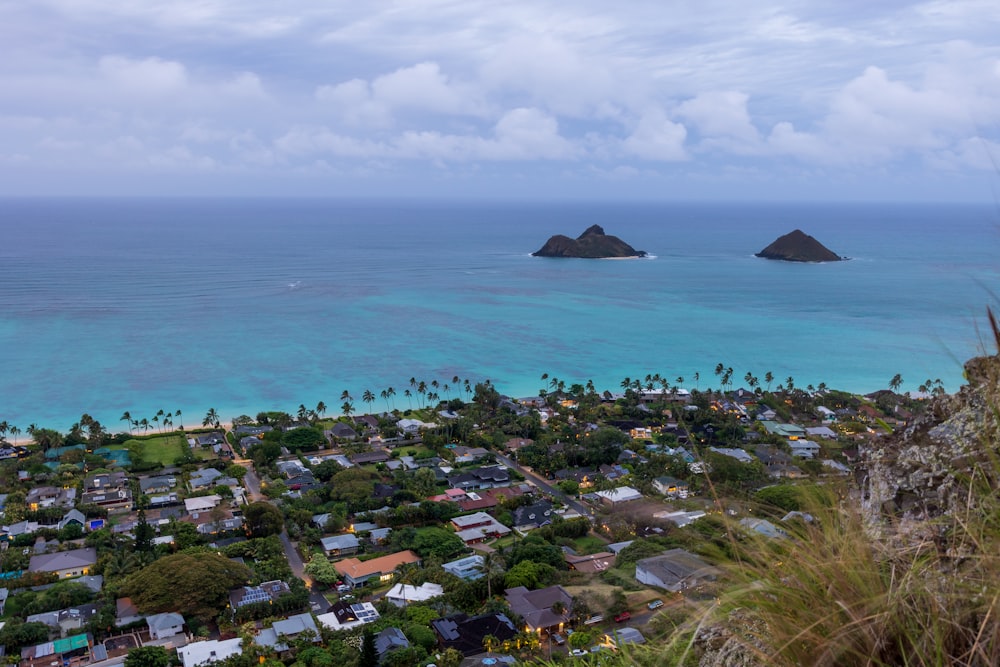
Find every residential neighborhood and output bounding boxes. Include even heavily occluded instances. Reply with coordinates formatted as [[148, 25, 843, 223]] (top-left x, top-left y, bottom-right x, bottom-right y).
[[0, 378, 929, 666]]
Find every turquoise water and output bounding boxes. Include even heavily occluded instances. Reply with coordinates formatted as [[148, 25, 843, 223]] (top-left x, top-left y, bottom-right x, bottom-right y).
[[0, 198, 996, 429]]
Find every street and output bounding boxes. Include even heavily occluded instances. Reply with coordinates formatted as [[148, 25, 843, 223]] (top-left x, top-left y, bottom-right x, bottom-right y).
[[495, 452, 595, 520]]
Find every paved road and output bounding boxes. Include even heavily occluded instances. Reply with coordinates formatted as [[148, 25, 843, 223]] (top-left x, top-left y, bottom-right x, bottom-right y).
[[495, 452, 595, 520]]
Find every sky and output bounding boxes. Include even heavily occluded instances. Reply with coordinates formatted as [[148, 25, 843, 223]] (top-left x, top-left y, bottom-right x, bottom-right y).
[[2, 1, 1000, 201]]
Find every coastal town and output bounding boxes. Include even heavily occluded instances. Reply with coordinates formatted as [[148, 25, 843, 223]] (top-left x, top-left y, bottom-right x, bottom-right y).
[[0, 374, 939, 667]]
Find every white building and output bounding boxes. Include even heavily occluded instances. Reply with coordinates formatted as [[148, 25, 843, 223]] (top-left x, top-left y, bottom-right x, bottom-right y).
[[385, 582, 444, 607], [177, 639, 243, 667], [595, 486, 643, 505]]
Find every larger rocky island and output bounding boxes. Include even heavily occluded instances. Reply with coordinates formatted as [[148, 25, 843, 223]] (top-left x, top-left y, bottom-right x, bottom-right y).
[[532, 224, 647, 258], [756, 229, 845, 262]]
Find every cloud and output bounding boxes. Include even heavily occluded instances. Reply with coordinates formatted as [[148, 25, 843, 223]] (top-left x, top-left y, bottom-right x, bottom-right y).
[[622, 109, 688, 161], [99, 55, 188, 97]]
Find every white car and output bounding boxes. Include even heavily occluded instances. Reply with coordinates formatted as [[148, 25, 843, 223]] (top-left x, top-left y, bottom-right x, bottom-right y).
[[570, 649, 588, 657]]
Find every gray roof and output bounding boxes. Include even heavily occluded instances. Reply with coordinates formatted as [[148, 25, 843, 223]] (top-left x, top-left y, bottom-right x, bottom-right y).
[[147, 612, 184, 631], [29, 547, 97, 573], [321, 534, 360, 551], [375, 627, 409, 656]]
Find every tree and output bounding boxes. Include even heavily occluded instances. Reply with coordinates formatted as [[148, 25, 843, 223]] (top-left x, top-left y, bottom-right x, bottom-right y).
[[134, 509, 154, 553], [203, 408, 220, 428], [360, 629, 378, 667], [244, 501, 284, 538], [123, 552, 250, 621], [411, 528, 465, 560], [315, 401, 327, 418], [124, 646, 171, 667], [0, 621, 50, 650], [765, 371, 774, 391], [889, 373, 903, 393], [304, 553, 340, 585]]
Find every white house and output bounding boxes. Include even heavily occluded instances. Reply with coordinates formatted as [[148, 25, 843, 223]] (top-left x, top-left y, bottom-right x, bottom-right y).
[[385, 582, 444, 607], [595, 486, 643, 505], [146, 612, 185, 640], [184, 495, 222, 513], [177, 639, 243, 667], [317, 602, 380, 632]]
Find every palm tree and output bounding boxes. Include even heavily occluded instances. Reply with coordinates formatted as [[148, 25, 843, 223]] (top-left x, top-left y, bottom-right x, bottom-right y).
[[362, 390, 376, 413], [765, 371, 774, 392], [151, 414, 160, 432], [341, 401, 354, 417], [9, 425, 20, 444], [203, 408, 220, 428], [316, 401, 327, 418], [380, 389, 390, 411], [404, 389, 413, 409], [120, 411, 133, 434], [156, 409, 165, 432], [693, 371, 700, 389], [417, 381, 428, 408], [139, 417, 150, 434], [174, 409, 183, 430], [889, 374, 903, 393], [785, 376, 795, 393], [298, 404, 309, 421], [387, 387, 396, 409]]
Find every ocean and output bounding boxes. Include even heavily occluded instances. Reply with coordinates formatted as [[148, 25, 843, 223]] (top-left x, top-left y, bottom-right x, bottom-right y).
[[0, 198, 997, 430]]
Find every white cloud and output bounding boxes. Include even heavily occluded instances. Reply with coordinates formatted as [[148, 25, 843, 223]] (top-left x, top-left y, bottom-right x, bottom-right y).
[[622, 109, 688, 161], [99, 56, 188, 97]]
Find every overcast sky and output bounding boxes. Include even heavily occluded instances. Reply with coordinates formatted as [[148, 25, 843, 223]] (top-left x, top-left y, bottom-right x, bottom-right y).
[[3, 1, 1000, 200]]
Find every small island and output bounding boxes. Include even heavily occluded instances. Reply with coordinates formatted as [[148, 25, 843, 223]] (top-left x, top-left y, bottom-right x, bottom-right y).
[[532, 224, 647, 258], [756, 229, 845, 262]]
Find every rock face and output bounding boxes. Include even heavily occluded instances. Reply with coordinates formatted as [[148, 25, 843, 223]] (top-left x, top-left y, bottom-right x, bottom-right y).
[[860, 353, 1000, 531], [755, 229, 844, 262], [532, 225, 646, 258]]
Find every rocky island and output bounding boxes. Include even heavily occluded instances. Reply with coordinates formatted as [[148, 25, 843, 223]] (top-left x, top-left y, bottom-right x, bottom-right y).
[[756, 229, 845, 262], [532, 224, 647, 258]]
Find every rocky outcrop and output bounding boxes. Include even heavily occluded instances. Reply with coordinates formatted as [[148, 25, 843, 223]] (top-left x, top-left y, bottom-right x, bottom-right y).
[[860, 353, 1000, 531], [755, 230, 844, 262], [532, 225, 646, 258]]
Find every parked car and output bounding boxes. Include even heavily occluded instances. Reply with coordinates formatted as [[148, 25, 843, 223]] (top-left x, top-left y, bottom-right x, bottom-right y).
[[336, 584, 351, 593], [570, 649, 588, 657], [551, 633, 565, 645], [648, 599, 664, 610], [614, 611, 631, 622]]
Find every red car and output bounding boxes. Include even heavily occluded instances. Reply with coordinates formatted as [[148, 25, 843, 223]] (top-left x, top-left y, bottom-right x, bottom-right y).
[[614, 611, 631, 622]]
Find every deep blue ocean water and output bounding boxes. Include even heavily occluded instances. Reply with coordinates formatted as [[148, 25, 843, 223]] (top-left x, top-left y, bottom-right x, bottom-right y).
[[1, 198, 997, 430]]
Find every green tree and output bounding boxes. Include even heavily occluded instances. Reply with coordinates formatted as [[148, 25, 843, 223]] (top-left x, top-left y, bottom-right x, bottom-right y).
[[244, 501, 284, 538], [411, 528, 465, 560], [122, 552, 251, 621], [124, 646, 171, 667], [359, 629, 378, 667], [0, 621, 50, 650], [504, 560, 557, 589], [134, 509, 154, 553], [304, 553, 340, 585]]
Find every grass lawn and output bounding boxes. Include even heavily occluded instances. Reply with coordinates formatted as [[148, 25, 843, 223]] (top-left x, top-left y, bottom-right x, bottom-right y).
[[571, 535, 610, 554], [126, 435, 188, 466]]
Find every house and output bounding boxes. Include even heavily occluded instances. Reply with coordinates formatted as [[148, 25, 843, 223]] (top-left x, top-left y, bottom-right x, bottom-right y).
[[451, 512, 511, 544], [20, 634, 91, 667], [375, 627, 410, 662], [326, 423, 358, 441], [452, 446, 490, 464], [80, 484, 133, 512], [595, 486, 643, 505], [234, 424, 273, 436], [790, 439, 822, 459], [177, 639, 244, 667], [29, 547, 97, 578], [385, 582, 444, 607], [446, 465, 510, 491], [635, 549, 721, 592], [652, 476, 689, 498], [188, 467, 223, 491], [443, 554, 484, 581], [255, 612, 320, 652], [115, 597, 144, 627], [348, 450, 391, 465], [321, 533, 360, 557], [229, 580, 292, 610], [505, 585, 573, 632], [334, 550, 421, 589], [708, 447, 756, 464], [563, 551, 614, 574], [431, 613, 517, 656], [512, 500, 555, 531], [317, 602, 380, 632], [606, 627, 646, 647], [25, 486, 76, 511], [27, 603, 101, 637], [140, 475, 176, 494], [739, 518, 786, 539], [184, 495, 223, 513], [58, 508, 87, 531], [146, 611, 185, 640]]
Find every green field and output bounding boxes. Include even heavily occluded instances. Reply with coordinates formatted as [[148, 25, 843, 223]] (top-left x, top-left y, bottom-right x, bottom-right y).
[[571, 534, 611, 554], [126, 435, 189, 466]]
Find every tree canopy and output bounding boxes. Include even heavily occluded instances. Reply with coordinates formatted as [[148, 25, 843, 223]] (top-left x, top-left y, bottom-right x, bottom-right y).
[[244, 501, 285, 538], [122, 551, 251, 621]]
